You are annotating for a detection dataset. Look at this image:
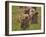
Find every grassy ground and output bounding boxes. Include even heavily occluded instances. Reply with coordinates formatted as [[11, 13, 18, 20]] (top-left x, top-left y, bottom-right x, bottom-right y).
[[12, 6, 41, 31]]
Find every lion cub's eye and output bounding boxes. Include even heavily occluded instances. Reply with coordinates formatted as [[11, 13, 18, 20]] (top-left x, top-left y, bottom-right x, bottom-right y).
[[31, 10, 34, 12]]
